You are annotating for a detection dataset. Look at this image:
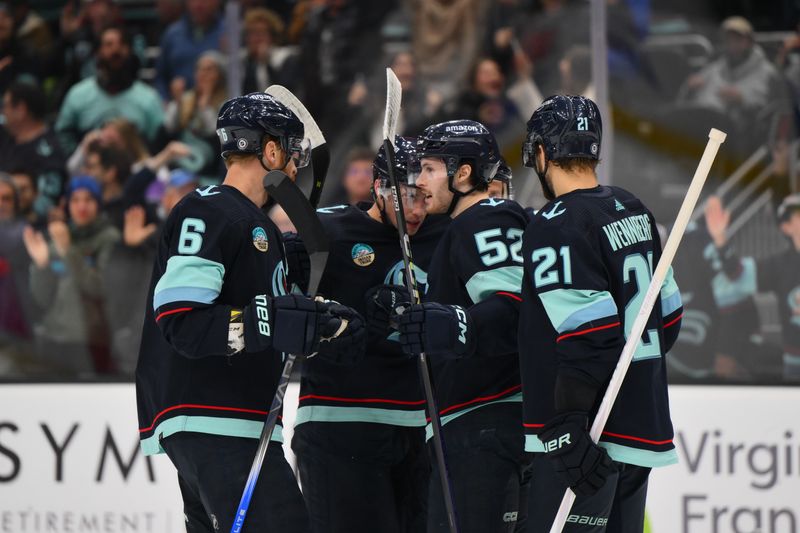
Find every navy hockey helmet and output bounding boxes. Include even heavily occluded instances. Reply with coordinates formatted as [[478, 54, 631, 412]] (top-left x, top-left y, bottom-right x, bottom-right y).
[[777, 193, 800, 223], [216, 92, 310, 167], [417, 120, 501, 186], [523, 95, 602, 167], [373, 136, 420, 186]]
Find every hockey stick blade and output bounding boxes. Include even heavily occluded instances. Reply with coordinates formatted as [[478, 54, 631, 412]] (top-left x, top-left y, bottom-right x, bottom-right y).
[[383, 68, 402, 149], [383, 68, 459, 533], [548, 128, 727, 533], [231, 170, 331, 533], [265, 85, 329, 209]]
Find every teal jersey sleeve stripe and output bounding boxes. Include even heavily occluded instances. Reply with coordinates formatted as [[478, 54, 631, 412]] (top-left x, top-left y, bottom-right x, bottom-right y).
[[711, 257, 756, 308], [465, 265, 524, 304], [538, 288, 618, 334], [524, 435, 677, 468], [660, 266, 682, 316], [154, 255, 225, 309], [153, 287, 220, 309], [139, 415, 283, 456], [424, 392, 522, 441]]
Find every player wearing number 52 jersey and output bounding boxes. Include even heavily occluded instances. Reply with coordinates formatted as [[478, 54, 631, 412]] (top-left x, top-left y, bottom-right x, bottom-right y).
[[518, 95, 683, 533], [136, 93, 364, 533], [397, 120, 529, 533]]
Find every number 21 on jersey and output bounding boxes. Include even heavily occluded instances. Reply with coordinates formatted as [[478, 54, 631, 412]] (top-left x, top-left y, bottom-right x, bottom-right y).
[[530, 246, 662, 361]]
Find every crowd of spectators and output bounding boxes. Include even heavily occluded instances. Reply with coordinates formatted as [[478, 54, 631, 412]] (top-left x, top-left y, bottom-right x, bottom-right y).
[[0, 0, 798, 384]]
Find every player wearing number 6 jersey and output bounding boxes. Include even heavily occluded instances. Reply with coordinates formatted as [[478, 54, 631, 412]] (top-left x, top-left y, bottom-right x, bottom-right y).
[[518, 95, 683, 533], [136, 93, 365, 533], [396, 120, 529, 532]]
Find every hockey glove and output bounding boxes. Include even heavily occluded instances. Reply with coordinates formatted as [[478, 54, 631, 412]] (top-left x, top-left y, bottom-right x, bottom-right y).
[[240, 294, 361, 357], [313, 299, 367, 365], [364, 284, 412, 341], [282, 232, 310, 294], [397, 302, 475, 359], [539, 412, 615, 496]]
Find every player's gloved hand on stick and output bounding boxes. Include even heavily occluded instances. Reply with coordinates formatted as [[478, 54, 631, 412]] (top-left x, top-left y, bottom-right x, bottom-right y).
[[282, 232, 310, 294], [238, 294, 365, 359], [539, 412, 615, 496], [364, 284, 411, 340], [396, 302, 475, 359]]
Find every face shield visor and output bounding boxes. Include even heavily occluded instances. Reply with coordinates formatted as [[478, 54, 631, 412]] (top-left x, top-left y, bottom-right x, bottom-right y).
[[286, 135, 312, 168]]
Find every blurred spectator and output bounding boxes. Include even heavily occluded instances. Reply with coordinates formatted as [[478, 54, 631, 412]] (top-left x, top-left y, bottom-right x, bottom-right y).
[[0, 3, 36, 95], [56, 25, 163, 155], [0, 81, 67, 215], [299, 0, 392, 134], [59, 0, 124, 90], [155, 0, 223, 100], [559, 45, 594, 98], [83, 141, 133, 229], [165, 50, 226, 175], [447, 56, 525, 136], [155, 0, 184, 33], [22, 176, 120, 376], [340, 146, 375, 206], [679, 16, 790, 141], [104, 168, 195, 376], [0, 173, 34, 345], [241, 7, 299, 94], [10, 170, 44, 229], [7, 0, 53, 59]]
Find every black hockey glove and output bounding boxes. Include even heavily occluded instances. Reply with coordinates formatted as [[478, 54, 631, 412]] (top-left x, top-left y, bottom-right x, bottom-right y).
[[282, 232, 310, 294], [241, 294, 363, 357], [364, 284, 412, 341], [397, 302, 475, 359], [313, 299, 367, 365], [539, 412, 615, 497]]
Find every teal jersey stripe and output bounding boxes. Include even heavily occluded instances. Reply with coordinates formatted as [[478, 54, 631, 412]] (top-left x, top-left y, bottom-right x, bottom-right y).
[[153, 287, 219, 309], [660, 267, 682, 316], [294, 405, 427, 427], [139, 415, 283, 456], [425, 392, 522, 441], [539, 288, 618, 334], [711, 257, 756, 308], [465, 265, 523, 304], [524, 435, 678, 468], [154, 255, 225, 310]]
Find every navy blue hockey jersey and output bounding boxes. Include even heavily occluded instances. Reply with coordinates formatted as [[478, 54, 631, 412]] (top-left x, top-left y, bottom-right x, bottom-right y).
[[296, 204, 448, 427], [519, 186, 682, 468], [136, 185, 289, 455], [424, 198, 528, 435]]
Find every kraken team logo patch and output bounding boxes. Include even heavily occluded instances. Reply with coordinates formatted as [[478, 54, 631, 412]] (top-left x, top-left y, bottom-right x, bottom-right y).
[[351, 243, 375, 266], [252, 227, 269, 252]]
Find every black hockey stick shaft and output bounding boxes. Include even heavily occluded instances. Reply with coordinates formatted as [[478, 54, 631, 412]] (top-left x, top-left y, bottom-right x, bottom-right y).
[[383, 139, 460, 533], [231, 170, 329, 533]]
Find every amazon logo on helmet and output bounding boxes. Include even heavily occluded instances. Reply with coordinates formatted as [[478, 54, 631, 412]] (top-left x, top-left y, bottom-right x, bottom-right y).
[[215, 92, 306, 162], [416, 120, 501, 186]]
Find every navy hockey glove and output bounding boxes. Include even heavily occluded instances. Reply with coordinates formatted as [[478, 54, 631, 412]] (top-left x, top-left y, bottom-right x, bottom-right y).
[[364, 284, 411, 341], [313, 299, 367, 365], [539, 412, 614, 496], [241, 294, 359, 356], [397, 302, 475, 359], [282, 232, 310, 294]]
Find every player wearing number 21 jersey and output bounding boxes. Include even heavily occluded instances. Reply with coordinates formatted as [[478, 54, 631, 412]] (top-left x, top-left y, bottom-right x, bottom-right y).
[[518, 95, 683, 532]]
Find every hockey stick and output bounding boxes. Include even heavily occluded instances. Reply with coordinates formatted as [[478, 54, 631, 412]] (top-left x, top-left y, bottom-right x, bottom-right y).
[[548, 128, 727, 533], [265, 85, 329, 209], [383, 68, 460, 533], [231, 170, 330, 533]]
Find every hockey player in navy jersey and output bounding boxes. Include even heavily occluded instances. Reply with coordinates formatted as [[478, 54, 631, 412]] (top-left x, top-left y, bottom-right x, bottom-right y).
[[395, 120, 529, 532], [135, 93, 365, 533], [291, 136, 448, 533], [518, 95, 683, 532]]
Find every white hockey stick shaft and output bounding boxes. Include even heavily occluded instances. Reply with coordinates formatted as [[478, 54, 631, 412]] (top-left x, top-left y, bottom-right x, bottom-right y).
[[548, 128, 727, 533]]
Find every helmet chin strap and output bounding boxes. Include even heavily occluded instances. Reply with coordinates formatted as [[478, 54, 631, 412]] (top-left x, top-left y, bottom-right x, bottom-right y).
[[446, 174, 481, 215], [534, 149, 556, 201]]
